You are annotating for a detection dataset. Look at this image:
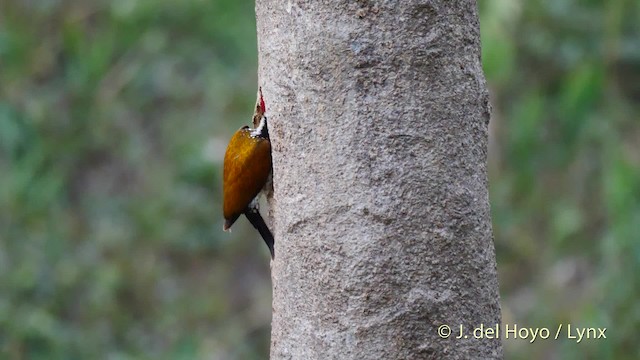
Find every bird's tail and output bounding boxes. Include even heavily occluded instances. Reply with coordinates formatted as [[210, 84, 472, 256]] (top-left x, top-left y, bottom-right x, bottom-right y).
[[244, 209, 275, 259]]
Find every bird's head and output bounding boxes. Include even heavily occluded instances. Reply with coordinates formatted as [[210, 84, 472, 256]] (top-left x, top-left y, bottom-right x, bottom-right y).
[[253, 87, 266, 128], [250, 87, 269, 139]]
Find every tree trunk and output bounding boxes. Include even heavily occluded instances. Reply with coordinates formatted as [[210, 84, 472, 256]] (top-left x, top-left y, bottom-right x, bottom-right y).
[[256, 1, 502, 359]]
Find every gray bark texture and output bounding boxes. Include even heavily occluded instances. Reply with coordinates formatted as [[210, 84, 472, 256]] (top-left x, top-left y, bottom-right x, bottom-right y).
[[256, 0, 502, 359]]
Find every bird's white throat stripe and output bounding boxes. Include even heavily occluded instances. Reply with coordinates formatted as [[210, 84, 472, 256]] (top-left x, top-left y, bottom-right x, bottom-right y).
[[251, 116, 267, 137]]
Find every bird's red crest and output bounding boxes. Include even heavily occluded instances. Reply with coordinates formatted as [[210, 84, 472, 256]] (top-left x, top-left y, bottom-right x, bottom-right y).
[[258, 87, 266, 113]]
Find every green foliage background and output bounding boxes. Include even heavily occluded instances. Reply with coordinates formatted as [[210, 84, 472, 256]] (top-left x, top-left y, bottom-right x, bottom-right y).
[[0, 0, 638, 359]]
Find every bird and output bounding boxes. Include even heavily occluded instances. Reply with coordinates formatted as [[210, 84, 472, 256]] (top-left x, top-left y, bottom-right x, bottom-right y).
[[222, 87, 274, 258]]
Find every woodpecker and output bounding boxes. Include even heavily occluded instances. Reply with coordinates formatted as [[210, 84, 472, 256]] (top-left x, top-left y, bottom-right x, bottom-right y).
[[222, 87, 274, 258]]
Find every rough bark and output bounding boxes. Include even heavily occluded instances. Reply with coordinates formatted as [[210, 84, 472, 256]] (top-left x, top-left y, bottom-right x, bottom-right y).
[[256, 0, 502, 359]]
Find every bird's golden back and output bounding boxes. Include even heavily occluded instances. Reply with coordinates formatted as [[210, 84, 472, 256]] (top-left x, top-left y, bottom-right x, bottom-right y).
[[223, 128, 272, 222]]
